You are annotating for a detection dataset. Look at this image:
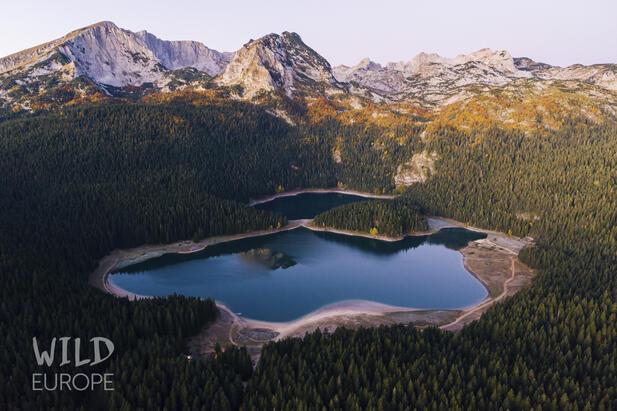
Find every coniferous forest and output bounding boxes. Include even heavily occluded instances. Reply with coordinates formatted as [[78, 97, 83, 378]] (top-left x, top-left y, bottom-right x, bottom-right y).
[[246, 119, 617, 409], [1, 98, 617, 409], [314, 199, 428, 237]]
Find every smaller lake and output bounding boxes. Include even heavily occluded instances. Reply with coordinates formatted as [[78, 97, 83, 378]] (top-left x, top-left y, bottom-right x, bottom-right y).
[[110, 227, 488, 322], [253, 192, 375, 220]]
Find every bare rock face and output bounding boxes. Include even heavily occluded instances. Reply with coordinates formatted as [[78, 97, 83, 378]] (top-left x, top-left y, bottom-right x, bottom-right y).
[[389, 49, 523, 76], [56, 22, 166, 87], [333, 57, 383, 81], [1, 21, 616, 111], [134, 30, 232, 76], [217, 32, 337, 98], [0, 21, 231, 88], [334, 49, 617, 105], [548, 64, 617, 91], [394, 152, 439, 186], [513, 57, 553, 73], [334, 49, 533, 104], [333, 58, 407, 96]]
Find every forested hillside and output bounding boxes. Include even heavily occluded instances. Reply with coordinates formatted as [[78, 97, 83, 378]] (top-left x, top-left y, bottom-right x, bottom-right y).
[[0, 101, 324, 409], [1, 97, 617, 409], [246, 119, 617, 409]]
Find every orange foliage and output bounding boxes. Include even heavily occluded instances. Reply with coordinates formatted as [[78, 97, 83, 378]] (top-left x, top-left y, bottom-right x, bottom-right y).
[[301, 96, 431, 137], [428, 83, 612, 135], [142, 89, 224, 106]]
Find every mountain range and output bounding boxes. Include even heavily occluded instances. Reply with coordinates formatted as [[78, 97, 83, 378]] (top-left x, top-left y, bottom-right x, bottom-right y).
[[1, 21, 616, 120]]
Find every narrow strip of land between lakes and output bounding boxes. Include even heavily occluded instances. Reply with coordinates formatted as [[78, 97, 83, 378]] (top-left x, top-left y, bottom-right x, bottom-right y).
[[248, 187, 396, 206]]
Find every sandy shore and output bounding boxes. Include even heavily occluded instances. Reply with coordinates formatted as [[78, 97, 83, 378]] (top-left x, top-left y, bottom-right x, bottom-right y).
[[235, 300, 423, 340], [248, 188, 396, 206]]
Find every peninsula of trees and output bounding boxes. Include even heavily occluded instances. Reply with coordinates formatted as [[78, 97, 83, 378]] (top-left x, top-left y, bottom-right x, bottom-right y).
[[313, 199, 428, 237]]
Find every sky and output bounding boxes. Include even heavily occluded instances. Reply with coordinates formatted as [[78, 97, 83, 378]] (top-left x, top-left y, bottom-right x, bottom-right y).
[[1, 0, 615, 67]]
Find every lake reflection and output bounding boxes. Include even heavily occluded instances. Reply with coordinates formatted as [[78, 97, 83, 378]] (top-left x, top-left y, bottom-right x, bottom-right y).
[[110, 227, 488, 322]]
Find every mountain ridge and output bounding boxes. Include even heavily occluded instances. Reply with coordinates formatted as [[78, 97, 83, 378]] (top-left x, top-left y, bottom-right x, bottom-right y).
[[0, 21, 232, 88], [216, 31, 338, 98], [1, 21, 616, 119]]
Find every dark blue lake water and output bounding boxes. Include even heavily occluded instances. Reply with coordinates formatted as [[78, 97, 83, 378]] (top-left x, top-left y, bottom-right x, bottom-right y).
[[253, 192, 375, 220], [111, 193, 488, 321]]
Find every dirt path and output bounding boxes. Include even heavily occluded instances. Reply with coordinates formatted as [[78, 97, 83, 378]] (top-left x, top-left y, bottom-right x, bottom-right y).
[[219, 305, 240, 347], [440, 255, 516, 331]]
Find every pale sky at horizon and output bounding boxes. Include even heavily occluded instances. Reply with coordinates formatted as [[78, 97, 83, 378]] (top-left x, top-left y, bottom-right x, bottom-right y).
[[1, 0, 615, 68]]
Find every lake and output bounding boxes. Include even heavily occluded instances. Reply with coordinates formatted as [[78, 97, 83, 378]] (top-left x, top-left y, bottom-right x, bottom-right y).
[[110, 192, 488, 322]]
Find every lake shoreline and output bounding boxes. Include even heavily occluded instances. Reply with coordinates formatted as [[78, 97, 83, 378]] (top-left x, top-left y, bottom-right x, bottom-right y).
[[91, 216, 527, 318], [90, 191, 533, 350], [90, 215, 459, 301], [248, 187, 396, 206], [89, 220, 306, 301], [302, 221, 433, 241]]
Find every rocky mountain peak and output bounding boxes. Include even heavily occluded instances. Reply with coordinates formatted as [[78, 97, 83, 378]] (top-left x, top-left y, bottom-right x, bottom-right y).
[[217, 31, 336, 98], [332, 58, 383, 83], [453, 48, 518, 73], [55, 22, 166, 87], [401, 52, 446, 73], [386, 48, 520, 75], [132, 30, 232, 76], [63, 21, 118, 38], [333, 48, 541, 103], [1, 22, 616, 112], [357, 58, 382, 71], [513, 57, 553, 73], [0, 21, 231, 88], [0, 21, 117, 74]]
